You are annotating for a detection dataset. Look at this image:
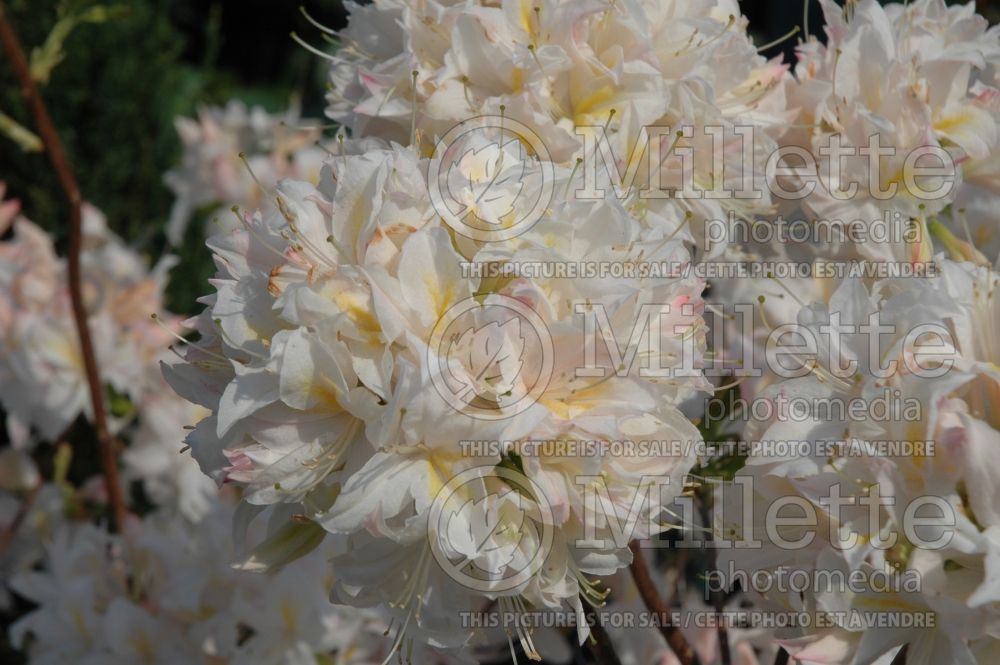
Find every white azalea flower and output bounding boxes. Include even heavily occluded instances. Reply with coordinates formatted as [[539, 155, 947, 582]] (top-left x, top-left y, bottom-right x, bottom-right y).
[[163, 101, 332, 245], [716, 259, 1000, 665], [122, 387, 218, 522], [0, 205, 179, 447], [324, 0, 791, 257], [7, 501, 398, 665], [782, 0, 1000, 264], [165, 141, 708, 658]]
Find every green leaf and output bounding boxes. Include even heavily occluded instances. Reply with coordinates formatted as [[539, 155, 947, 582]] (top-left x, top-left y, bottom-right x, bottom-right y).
[[29, 4, 129, 85], [53, 441, 73, 487], [106, 384, 134, 418], [233, 519, 326, 573], [0, 109, 42, 152]]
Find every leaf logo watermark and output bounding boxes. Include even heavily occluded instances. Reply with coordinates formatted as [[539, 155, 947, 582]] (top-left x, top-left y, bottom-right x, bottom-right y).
[[447, 139, 526, 227], [428, 465, 554, 593], [428, 295, 553, 420], [428, 115, 554, 242], [445, 490, 526, 577]]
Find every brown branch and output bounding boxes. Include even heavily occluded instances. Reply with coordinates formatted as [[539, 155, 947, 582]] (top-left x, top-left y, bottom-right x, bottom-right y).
[[701, 502, 731, 665], [628, 542, 701, 665], [0, 2, 126, 532], [582, 598, 623, 665], [717, 623, 732, 665], [666, 547, 688, 609]]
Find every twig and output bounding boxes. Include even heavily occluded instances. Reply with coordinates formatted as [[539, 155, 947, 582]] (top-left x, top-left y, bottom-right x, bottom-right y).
[[699, 496, 731, 665], [582, 598, 623, 665], [628, 542, 701, 665], [0, 2, 126, 532], [717, 622, 732, 665], [666, 547, 688, 609]]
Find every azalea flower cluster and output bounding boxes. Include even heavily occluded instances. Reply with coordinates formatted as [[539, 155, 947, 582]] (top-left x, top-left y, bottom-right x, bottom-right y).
[[327, 0, 790, 256], [164, 136, 709, 655], [707, 3, 1000, 665], [0, 193, 177, 456], [164, 101, 332, 246], [780, 0, 1000, 264], [154, 0, 837, 660], [8, 500, 400, 665], [166, 0, 1000, 662], [328, 0, 790, 145], [716, 261, 1000, 665], [0, 188, 435, 664], [5, 0, 1000, 664]]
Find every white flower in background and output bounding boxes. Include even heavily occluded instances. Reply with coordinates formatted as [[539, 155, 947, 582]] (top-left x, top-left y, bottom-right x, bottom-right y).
[[715, 260, 1000, 665], [0, 483, 65, 611], [8, 522, 117, 665], [164, 140, 708, 657], [163, 101, 331, 245], [0, 215, 82, 446], [6, 501, 407, 665], [0, 203, 179, 448], [782, 0, 1000, 264], [122, 387, 218, 522]]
